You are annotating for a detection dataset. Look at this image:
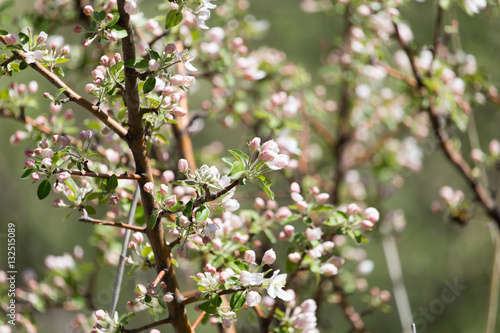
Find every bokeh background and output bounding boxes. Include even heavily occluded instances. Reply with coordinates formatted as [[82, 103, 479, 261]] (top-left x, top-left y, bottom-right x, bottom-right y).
[[2, 0, 500, 332]]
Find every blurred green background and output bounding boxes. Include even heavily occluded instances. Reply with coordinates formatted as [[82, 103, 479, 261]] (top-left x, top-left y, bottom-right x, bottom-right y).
[[2, 0, 500, 332]]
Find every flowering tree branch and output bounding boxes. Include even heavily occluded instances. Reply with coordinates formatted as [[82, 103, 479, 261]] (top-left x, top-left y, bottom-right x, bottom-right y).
[[79, 215, 146, 233], [53, 168, 146, 180]]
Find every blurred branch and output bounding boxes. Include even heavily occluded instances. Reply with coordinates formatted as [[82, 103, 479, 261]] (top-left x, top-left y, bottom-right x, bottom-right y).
[[0, 36, 128, 140], [0, 106, 52, 134], [121, 317, 172, 333], [53, 168, 146, 180], [79, 215, 146, 233]]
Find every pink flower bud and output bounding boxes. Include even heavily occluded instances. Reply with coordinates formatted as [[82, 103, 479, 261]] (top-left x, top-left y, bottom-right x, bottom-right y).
[[178, 159, 189, 171], [316, 193, 330, 203], [305, 227, 322, 241], [132, 232, 144, 244], [276, 206, 292, 221], [290, 182, 301, 193], [27, 81, 38, 94], [262, 249, 276, 265], [178, 216, 190, 227], [212, 238, 222, 250], [284, 225, 294, 237], [36, 31, 47, 44], [81, 39, 90, 47], [160, 184, 169, 196], [85, 84, 95, 93], [254, 197, 265, 209], [39, 138, 49, 149], [297, 200, 308, 211], [106, 13, 114, 21], [165, 195, 177, 207], [31, 172, 40, 181], [148, 59, 160, 71], [347, 203, 362, 215], [24, 149, 34, 157], [470, 148, 483, 163], [361, 219, 374, 230], [100, 55, 110, 67], [244, 250, 256, 263], [73, 26, 83, 34], [321, 263, 338, 277], [171, 92, 181, 103], [43, 92, 50, 98], [17, 84, 26, 94], [163, 292, 174, 303], [94, 309, 106, 321], [364, 207, 380, 223], [109, 196, 119, 205], [61, 45, 70, 55], [288, 252, 301, 263], [165, 43, 176, 54], [143, 182, 155, 193], [4, 34, 18, 45], [114, 53, 122, 62], [24, 158, 35, 168], [83, 5, 94, 16], [124, 0, 138, 15], [60, 136, 71, 146], [57, 172, 71, 182], [259, 150, 276, 162], [41, 149, 53, 159], [177, 246, 187, 258], [172, 106, 187, 117], [170, 74, 184, 86], [490, 139, 500, 156], [250, 137, 261, 150], [222, 318, 232, 329]]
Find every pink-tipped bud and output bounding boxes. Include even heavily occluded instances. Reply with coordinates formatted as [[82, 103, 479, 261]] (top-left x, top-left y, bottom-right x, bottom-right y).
[[297, 201, 308, 211], [276, 206, 292, 221], [171, 92, 181, 103], [316, 193, 330, 203], [347, 203, 362, 215], [57, 171, 70, 182], [85, 84, 95, 93], [165, 43, 176, 54], [254, 197, 265, 209], [94, 309, 106, 322], [148, 59, 160, 71], [364, 207, 380, 223], [170, 74, 184, 86], [284, 225, 294, 237], [109, 196, 119, 205], [490, 139, 500, 156], [361, 219, 374, 230], [4, 34, 18, 45], [244, 250, 256, 263], [262, 249, 276, 265], [132, 232, 144, 244], [288, 252, 301, 263], [290, 182, 301, 193], [143, 182, 155, 193], [61, 45, 70, 55], [100, 55, 110, 67], [163, 292, 174, 303], [172, 106, 187, 117], [178, 216, 190, 227], [259, 150, 276, 162], [250, 137, 261, 150], [31, 172, 40, 181], [470, 148, 483, 163], [178, 159, 189, 171], [106, 13, 114, 21], [24, 158, 35, 168], [83, 5, 94, 16], [165, 195, 177, 207], [36, 31, 47, 44], [160, 184, 169, 196], [305, 227, 322, 241], [73, 26, 83, 34], [81, 39, 90, 47]]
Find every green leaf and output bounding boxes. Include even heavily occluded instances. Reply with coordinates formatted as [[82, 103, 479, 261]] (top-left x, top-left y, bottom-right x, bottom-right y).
[[124, 58, 149, 68], [198, 301, 217, 314], [143, 76, 156, 94], [110, 26, 128, 38], [85, 205, 97, 215], [0, 30, 7, 36], [118, 312, 135, 325], [146, 48, 161, 61], [18, 32, 29, 45], [264, 228, 277, 244], [149, 212, 159, 229], [222, 157, 236, 167], [53, 67, 65, 77], [229, 149, 249, 166], [228, 161, 245, 179], [183, 199, 193, 217], [19, 61, 27, 70], [93, 10, 107, 21], [230, 291, 247, 311], [37, 180, 51, 200], [156, 133, 170, 145], [254, 178, 274, 200], [108, 174, 118, 191], [107, 13, 120, 27], [165, 9, 183, 29], [85, 191, 101, 201], [20, 168, 37, 179], [56, 87, 67, 97], [195, 205, 209, 223]]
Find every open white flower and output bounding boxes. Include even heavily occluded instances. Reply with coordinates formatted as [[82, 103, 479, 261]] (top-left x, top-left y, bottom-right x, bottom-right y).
[[222, 190, 240, 212], [267, 270, 293, 301], [175, 50, 197, 72], [240, 270, 264, 286], [25, 50, 44, 64], [196, 0, 217, 30]]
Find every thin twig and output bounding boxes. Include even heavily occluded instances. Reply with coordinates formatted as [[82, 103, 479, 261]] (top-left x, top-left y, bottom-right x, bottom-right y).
[[79, 215, 146, 233], [53, 168, 146, 180], [122, 317, 172, 333], [191, 311, 206, 330]]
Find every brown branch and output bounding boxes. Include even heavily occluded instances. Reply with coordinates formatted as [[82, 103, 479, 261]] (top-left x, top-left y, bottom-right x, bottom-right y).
[[0, 106, 52, 135], [0, 36, 128, 140], [122, 317, 172, 333], [191, 311, 206, 330], [181, 287, 245, 306], [153, 269, 167, 288], [53, 168, 145, 180], [79, 216, 146, 232], [393, 16, 500, 228], [116, 1, 192, 332]]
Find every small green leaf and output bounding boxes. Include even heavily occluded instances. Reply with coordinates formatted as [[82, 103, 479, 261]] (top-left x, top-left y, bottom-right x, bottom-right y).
[[118, 312, 135, 325], [149, 212, 159, 229], [93, 10, 107, 21], [110, 26, 128, 39], [229, 149, 249, 166], [124, 58, 149, 68], [107, 13, 120, 27], [228, 161, 245, 179], [146, 48, 160, 61], [56, 87, 67, 97], [19, 61, 27, 70], [143, 77, 156, 94], [254, 178, 274, 200], [195, 205, 209, 223], [156, 133, 170, 145], [18, 32, 29, 45], [85, 205, 97, 215], [20, 168, 37, 179], [230, 291, 247, 311], [85, 191, 101, 201], [222, 157, 236, 166], [53, 67, 65, 77], [108, 174, 118, 191], [198, 301, 217, 314], [165, 9, 183, 29], [37, 180, 51, 200], [0, 30, 7, 36], [183, 199, 193, 217]]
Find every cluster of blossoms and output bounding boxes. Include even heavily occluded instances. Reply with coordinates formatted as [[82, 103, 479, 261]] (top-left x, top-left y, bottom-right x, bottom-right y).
[[253, 137, 290, 170]]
